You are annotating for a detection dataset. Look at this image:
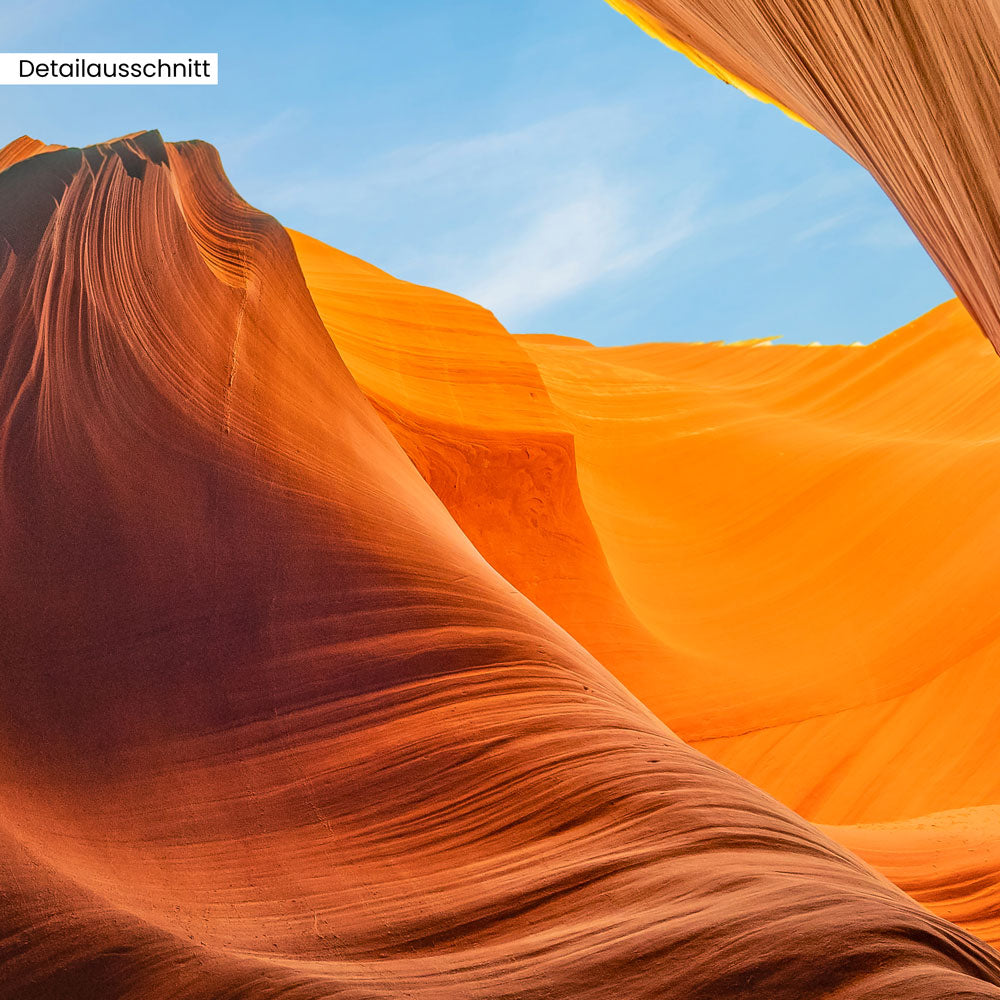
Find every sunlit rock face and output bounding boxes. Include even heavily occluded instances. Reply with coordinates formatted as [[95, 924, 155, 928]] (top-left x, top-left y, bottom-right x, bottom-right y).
[[1, 132, 999, 998], [295, 227, 1000, 953], [607, 0, 1000, 357]]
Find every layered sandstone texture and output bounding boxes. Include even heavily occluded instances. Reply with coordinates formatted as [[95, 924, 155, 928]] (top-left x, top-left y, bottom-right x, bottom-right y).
[[1, 132, 998, 998]]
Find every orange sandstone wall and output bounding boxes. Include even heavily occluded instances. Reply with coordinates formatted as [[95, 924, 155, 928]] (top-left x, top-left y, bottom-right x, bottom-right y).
[[293, 231, 1000, 949], [5, 134, 996, 998]]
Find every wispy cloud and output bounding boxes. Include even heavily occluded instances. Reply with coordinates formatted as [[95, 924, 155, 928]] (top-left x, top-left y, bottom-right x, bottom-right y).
[[268, 106, 637, 213], [459, 174, 700, 321], [254, 102, 930, 339], [856, 216, 921, 249], [265, 105, 707, 325], [794, 212, 853, 244], [217, 108, 310, 167]]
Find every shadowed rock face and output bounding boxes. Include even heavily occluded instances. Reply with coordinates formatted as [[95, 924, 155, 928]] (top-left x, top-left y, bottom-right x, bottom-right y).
[[608, 0, 1000, 357], [1, 132, 999, 999]]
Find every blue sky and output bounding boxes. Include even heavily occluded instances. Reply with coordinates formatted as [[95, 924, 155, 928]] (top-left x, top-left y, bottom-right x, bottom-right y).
[[0, 0, 953, 345]]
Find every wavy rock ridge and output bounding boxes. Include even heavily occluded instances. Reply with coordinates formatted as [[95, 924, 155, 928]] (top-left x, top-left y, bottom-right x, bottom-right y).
[[288, 231, 705, 724], [2, 133, 999, 998]]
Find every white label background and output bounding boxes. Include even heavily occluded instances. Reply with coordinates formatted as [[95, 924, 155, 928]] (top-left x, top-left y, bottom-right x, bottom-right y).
[[0, 54, 219, 85]]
